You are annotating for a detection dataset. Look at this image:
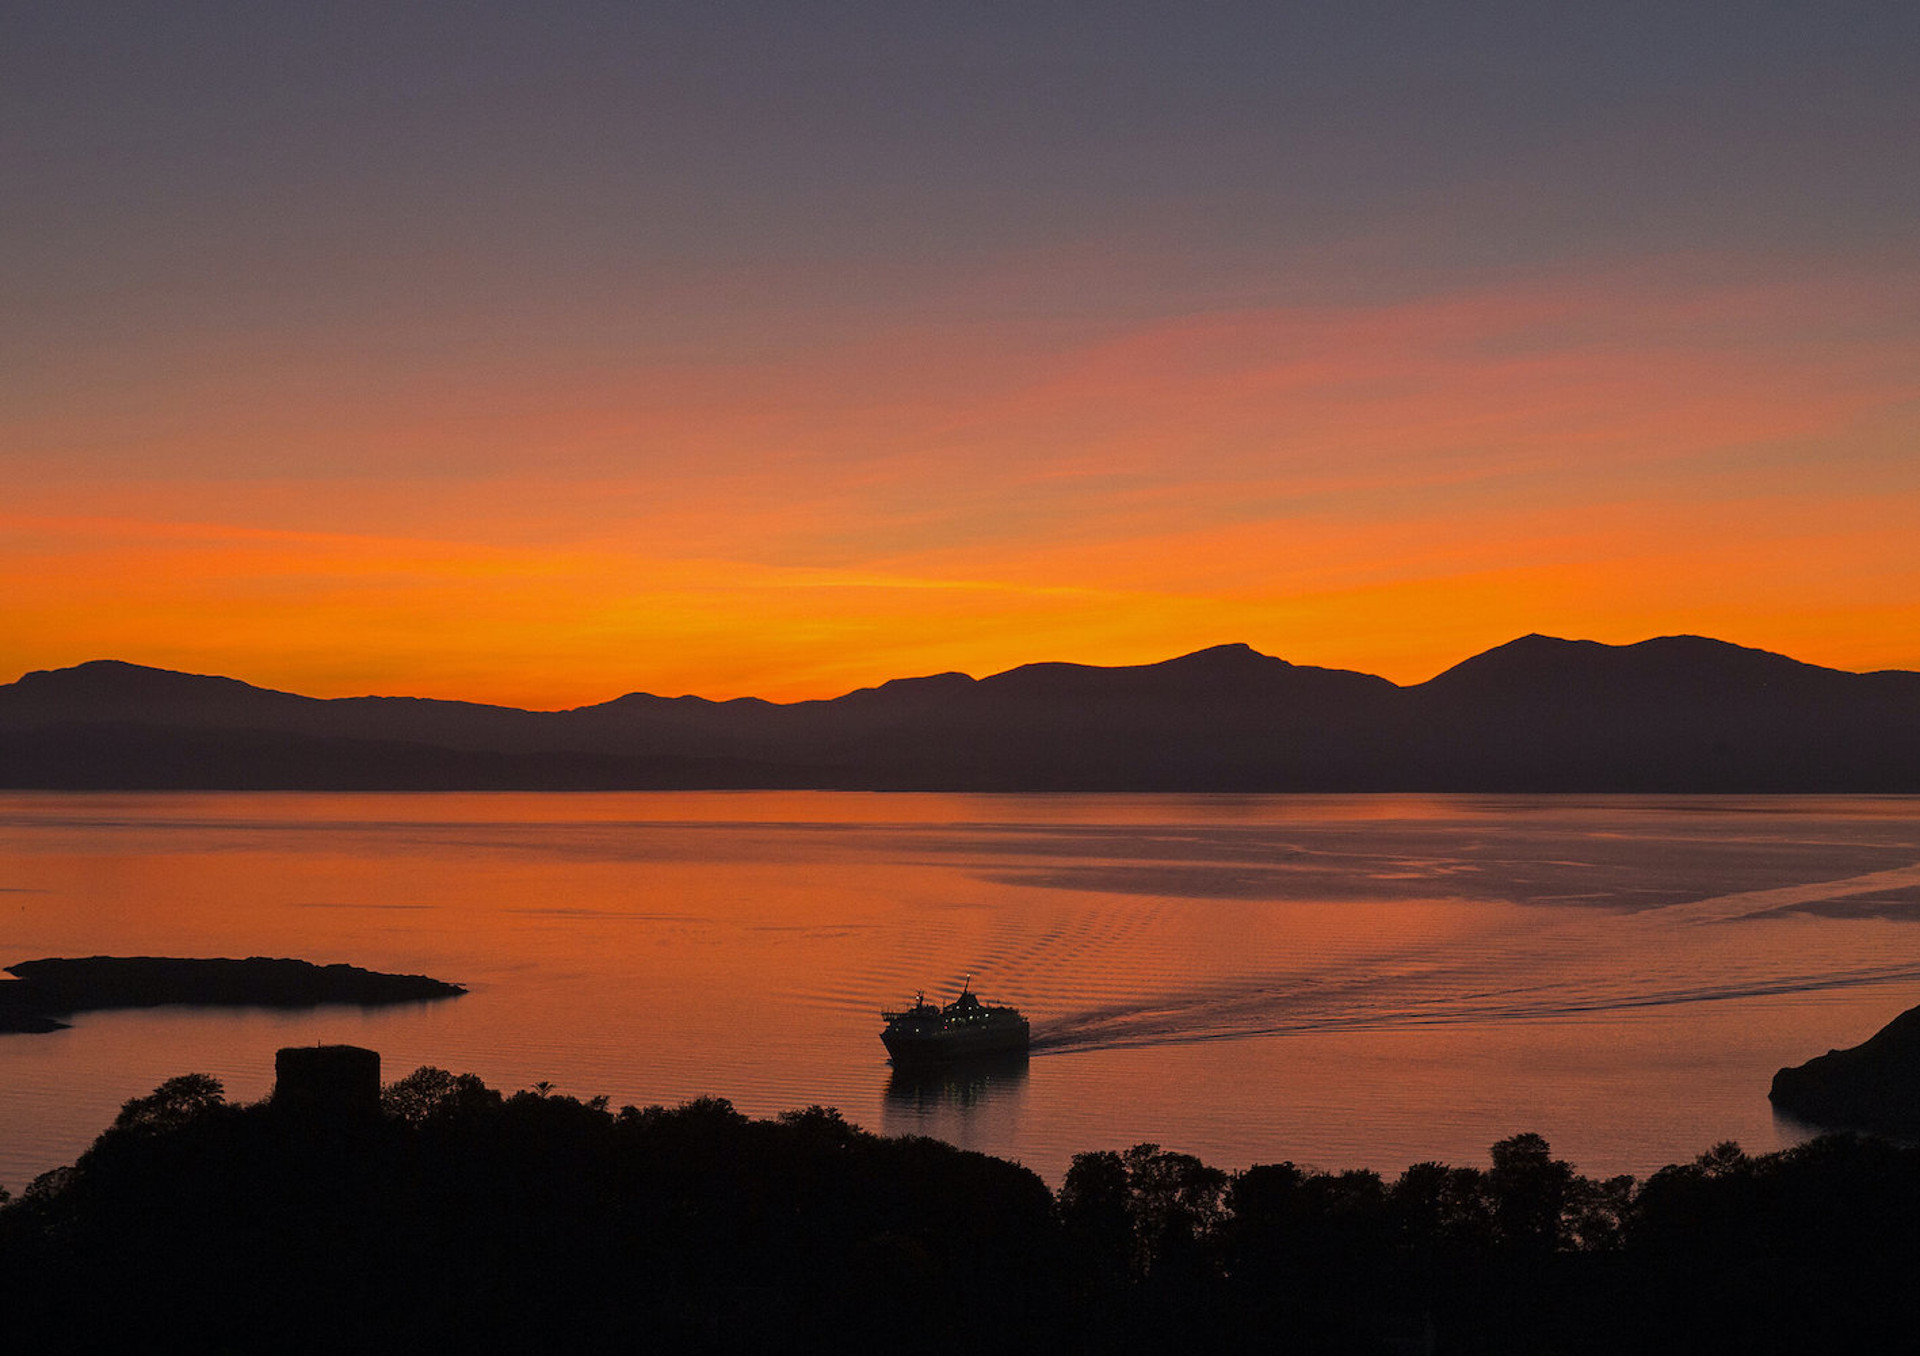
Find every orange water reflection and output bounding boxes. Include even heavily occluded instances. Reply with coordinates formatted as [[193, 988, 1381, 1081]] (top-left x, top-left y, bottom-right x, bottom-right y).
[[2, 792, 1918, 1190]]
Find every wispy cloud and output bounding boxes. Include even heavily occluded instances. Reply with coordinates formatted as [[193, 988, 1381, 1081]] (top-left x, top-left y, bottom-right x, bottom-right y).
[[4, 256, 1915, 702]]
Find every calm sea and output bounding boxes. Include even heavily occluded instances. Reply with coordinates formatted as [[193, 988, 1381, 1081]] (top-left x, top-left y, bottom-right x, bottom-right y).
[[3, 791, 1918, 1192]]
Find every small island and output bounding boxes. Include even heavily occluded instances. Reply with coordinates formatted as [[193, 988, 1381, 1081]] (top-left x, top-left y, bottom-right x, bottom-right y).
[[0, 956, 466, 1034]]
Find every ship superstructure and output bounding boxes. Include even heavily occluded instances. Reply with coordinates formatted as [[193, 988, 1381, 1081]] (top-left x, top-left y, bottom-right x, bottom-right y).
[[880, 978, 1029, 1065]]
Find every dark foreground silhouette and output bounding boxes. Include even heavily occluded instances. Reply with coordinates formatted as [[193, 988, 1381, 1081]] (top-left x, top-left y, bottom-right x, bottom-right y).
[[0, 956, 466, 1033], [5, 1063, 1920, 1353]]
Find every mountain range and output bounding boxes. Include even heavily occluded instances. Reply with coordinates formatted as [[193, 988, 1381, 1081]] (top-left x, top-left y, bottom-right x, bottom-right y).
[[2, 635, 1917, 792]]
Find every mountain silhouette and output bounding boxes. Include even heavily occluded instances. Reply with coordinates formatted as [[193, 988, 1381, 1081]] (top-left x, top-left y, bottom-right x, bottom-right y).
[[2, 637, 1915, 791], [1404, 635, 1920, 791]]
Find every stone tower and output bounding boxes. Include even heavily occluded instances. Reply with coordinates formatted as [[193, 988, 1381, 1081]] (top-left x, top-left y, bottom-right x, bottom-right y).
[[272, 1044, 381, 1118]]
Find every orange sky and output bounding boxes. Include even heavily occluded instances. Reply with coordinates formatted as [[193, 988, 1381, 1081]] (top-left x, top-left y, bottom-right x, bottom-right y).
[[5, 8, 1917, 708], [6, 259, 1916, 707]]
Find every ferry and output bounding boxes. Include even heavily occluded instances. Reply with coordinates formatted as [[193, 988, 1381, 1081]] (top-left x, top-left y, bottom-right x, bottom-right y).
[[881, 977, 1029, 1065]]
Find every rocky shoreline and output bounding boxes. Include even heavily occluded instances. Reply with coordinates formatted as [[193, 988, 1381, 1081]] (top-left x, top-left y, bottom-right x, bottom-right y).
[[1771, 1002, 1920, 1135]]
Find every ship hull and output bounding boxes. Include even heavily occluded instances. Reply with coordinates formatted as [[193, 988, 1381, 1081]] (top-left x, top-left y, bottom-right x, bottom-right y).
[[882, 1018, 1029, 1065]]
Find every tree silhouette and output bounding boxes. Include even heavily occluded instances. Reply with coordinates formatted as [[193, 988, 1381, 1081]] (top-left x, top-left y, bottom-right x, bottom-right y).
[[16, 1070, 1920, 1353], [1488, 1131, 1576, 1252], [1058, 1148, 1132, 1291], [110, 1072, 225, 1135], [381, 1065, 500, 1126]]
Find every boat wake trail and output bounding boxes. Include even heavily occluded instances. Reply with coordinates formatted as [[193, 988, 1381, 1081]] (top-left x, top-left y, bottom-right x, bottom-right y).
[[1028, 960, 1920, 1056], [1641, 862, 1920, 925]]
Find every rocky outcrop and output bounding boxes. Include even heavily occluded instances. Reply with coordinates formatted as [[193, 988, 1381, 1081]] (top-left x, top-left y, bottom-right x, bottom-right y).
[[1770, 1004, 1920, 1134]]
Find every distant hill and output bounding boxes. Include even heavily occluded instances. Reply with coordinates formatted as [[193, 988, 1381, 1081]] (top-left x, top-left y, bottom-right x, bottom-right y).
[[2, 636, 1916, 791]]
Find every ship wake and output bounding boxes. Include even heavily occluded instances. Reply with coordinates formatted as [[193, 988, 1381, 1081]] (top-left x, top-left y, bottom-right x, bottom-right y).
[[1028, 959, 1920, 1056]]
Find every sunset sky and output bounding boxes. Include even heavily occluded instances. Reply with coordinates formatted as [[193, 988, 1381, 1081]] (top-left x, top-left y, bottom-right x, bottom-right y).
[[5, 3, 1916, 707]]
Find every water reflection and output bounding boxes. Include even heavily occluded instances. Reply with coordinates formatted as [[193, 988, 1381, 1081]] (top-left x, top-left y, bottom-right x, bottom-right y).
[[1772, 1105, 1920, 1152], [880, 1054, 1029, 1152], [885, 1052, 1030, 1109], [6, 791, 1920, 1190], [1770, 1107, 1833, 1151]]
